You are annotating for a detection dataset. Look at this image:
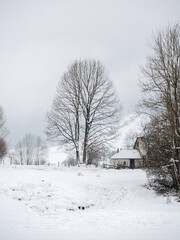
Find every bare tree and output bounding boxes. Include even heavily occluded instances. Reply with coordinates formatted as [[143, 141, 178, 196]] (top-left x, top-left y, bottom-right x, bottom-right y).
[[0, 106, 8, 139], [138, 23, 180, 189], [46, 59, 121, 165], [0, 138, 7, 163], [86, 141, 107, 166], [78, 60, 121, 164], [35, 136, 47, 165], [0, 106, 8, 163], [123, 130, 140, 149], [22, 134, 36, 165], [15, 141, 24, 165], [7, 151, 16, 165]]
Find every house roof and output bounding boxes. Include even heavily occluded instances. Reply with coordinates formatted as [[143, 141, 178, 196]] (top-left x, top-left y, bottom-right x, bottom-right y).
[[111, 150, 141, 160]]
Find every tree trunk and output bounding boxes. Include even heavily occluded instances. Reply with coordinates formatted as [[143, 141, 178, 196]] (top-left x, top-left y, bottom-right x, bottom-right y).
[[82, 108, 90, 164], [170, 158, 179, 191], [82, 128, 88, 164], [82, 124, 90, 165], [76, 149, 80, 167]]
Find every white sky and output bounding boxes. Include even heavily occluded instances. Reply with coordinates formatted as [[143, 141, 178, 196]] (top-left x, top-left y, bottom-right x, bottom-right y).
[[0, 0, 180, 146]]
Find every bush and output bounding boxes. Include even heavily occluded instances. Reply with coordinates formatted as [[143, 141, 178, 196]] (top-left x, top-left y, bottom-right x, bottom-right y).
[[146, 168, 174, 194]]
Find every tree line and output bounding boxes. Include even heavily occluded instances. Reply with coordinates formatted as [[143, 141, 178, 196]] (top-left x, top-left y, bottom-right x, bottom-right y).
[[11, 134, 47, 165]]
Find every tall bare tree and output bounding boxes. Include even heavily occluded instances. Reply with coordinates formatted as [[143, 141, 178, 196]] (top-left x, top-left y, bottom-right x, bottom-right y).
[[0, 106, 8, 162], [138, 23, 180, 189], [46, 59, 121, 165], [0, 106, 8, 139], [78, 60, 121, 163], [0, 138, 7, 163]]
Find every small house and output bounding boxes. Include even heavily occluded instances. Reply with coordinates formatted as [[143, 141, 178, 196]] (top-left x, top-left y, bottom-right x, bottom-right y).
[[110, 149, 143, 169]]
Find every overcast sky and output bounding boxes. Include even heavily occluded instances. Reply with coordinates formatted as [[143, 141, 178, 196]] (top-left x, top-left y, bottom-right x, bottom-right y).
[[0, 0, 180, 146]]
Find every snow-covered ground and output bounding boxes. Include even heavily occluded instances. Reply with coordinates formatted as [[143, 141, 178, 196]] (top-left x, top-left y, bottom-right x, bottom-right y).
[[0, 166, 180, 240]]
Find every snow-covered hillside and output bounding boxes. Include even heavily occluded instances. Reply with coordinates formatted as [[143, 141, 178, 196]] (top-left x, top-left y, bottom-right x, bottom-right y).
[[47, 146, 68, 165], [0, 166, 180, 240], [113, 113, 147, 149]]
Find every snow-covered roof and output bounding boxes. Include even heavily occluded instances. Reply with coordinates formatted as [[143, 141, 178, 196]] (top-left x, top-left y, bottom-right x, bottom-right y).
[[111, 150, 141, 160]]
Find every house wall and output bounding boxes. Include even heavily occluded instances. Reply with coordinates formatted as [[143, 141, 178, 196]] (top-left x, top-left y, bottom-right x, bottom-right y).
[[110, 159, 143, 168], [134, 137, 147, 157], [111, 159, 129, 167]]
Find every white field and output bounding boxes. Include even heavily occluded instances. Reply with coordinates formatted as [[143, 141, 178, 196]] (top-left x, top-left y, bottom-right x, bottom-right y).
[[0, 166, 180, 240]]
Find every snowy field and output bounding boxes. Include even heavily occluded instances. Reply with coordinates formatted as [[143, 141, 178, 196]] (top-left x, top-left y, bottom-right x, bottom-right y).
[[0, 166, 180, 240]]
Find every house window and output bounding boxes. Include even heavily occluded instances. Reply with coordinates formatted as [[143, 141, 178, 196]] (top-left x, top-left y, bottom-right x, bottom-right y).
[[123, 161, 126, 166]]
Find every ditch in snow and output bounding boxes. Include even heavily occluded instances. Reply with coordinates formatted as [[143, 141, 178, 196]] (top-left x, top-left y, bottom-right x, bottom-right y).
[[0, 180, 127, 215]]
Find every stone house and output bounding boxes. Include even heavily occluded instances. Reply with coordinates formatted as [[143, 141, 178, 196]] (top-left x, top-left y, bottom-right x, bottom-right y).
[[110, 149, 143, 169], [110, 137, 147, 169]]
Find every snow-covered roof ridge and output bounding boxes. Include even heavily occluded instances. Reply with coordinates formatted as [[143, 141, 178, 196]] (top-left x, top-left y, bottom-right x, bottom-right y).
[[111, 149, 141, 159]]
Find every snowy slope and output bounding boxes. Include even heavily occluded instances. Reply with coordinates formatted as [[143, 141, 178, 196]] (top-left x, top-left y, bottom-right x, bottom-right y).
[[114, 113, 147, 149], [0, 166, 180, 240], [47, 146, 68, 165]]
